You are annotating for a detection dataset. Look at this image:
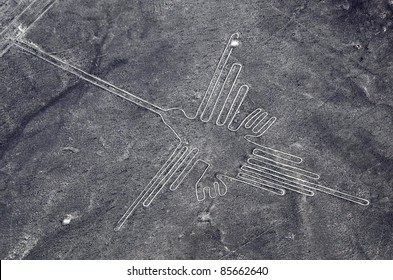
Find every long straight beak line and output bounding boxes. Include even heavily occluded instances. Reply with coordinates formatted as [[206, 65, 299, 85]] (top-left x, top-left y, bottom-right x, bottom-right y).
[[13, 39, 165, 115]]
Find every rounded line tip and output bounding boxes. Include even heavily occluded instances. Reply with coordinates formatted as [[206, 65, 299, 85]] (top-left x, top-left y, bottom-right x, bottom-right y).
[[231, 32, 240, 39], [360, 199, 370, 206]]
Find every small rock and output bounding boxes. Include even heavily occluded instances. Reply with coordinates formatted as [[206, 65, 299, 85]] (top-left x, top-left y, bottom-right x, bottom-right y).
[[62, 147, 80, 153], [230, 40, 240, 47], [62, 214, 73, 225]]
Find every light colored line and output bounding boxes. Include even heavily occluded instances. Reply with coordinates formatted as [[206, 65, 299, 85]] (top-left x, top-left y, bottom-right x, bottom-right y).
[[192, 159, 228, 201], [199, 52, 234, 122], [11, 29, 369, 232], [204, 185, 218, 199], [13, 39, 165, 115], [114, 144, 185, 231], [216, 64, 243, 126], [249, 154, 320, 180], [253, 116, 275, 134], [193, 160, 213, 202], [245, 139, 304, 164], [0, 0, 38, 36], [203, 63, 242, 122], [245, 111, 266, 129], [196, 33, 240, 120], [0, 0, 33, 32], [19, 0, 58, 36], [142, 146, 189, 207], [0, 52, 108, 86], [216, 173, 285, 196], [240, 167, 314, 196], [169, 148, 199, 191], [215, 174, 228, 196], [245, 161, 320, 186], [235, 173, 285, 196], [1, 0, 58, 57], [238, 172, 288, 194], [251, 113, 269, 131], [227, 84, 249, 129], [242, 163, 369, 205]]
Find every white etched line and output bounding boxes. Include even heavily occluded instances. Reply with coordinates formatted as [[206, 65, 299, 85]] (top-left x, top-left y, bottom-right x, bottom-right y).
[[242, 164, 369, 205], [245, 161, 319, 186], [18, 0, 58, 37], [204, 185, 218, 199], [252, 113, 269, 131], [236, 173, 285, 196], [1, 0, 58, 57], [249, 112, 268, 131], [193, 160, 214, 201], [0, 52, 109, 87], [216, 64, 243, 126], [13, 39, 165, 115], [215, 174, 228, 196], [196, 33, 240, 120], [246, 141, 304, 164], [245, 110, 265, 129], [249, 155, 320, 180], [114, 144, 186, 231], [238, 172, 291, 195], [12, 30, 369, 231], [216, 173, 285, 196], [252, 117, 276, 136], [143, 147, 197, 205], [240, 167, 314, 196], [241, 164, 325, 196], [242, 109, 262, 127], [226, 84, 249, 129], [170, 148, 199, 191], [0, 0, 38, 36], [142, 146, 189, 207], [251, 114, 270, 133], [191, 163, 229, 201], [316, 187, 370, 205], [202, 63, 242, 122]]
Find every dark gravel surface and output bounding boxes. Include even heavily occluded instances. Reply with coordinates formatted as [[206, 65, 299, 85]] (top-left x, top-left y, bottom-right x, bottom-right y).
[[1, 0, 392, 259]]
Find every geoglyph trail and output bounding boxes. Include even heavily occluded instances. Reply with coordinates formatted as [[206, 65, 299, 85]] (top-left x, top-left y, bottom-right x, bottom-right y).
[[0, 0, 369, 232]]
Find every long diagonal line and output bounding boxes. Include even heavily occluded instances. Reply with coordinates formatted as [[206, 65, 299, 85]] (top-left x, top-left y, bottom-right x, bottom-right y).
[[169, 148, 199, 191], [248, 155, 320, 180], [216, 64, 243, 126], [0, 0, 39, 36], [1, 0, 58, 56], [237, 173, 286, 195], [245, 141, 304, 164], [226, 85, 249, 128], [253, 116, 276, 135], [245, 110, 266, 128], [239, 169, 314, 196], [142, 148, 198, 207], [242, 163, 369, 205], [205, 63, 242, 123], [217, 173, 285, 196], [12, 39, 164, 115], [116, 146, 198, 230], [114, 144, 186, 231], [197, 33, 239, 120], [142, 146, 189, 207], [20, 0, 58, 36]]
